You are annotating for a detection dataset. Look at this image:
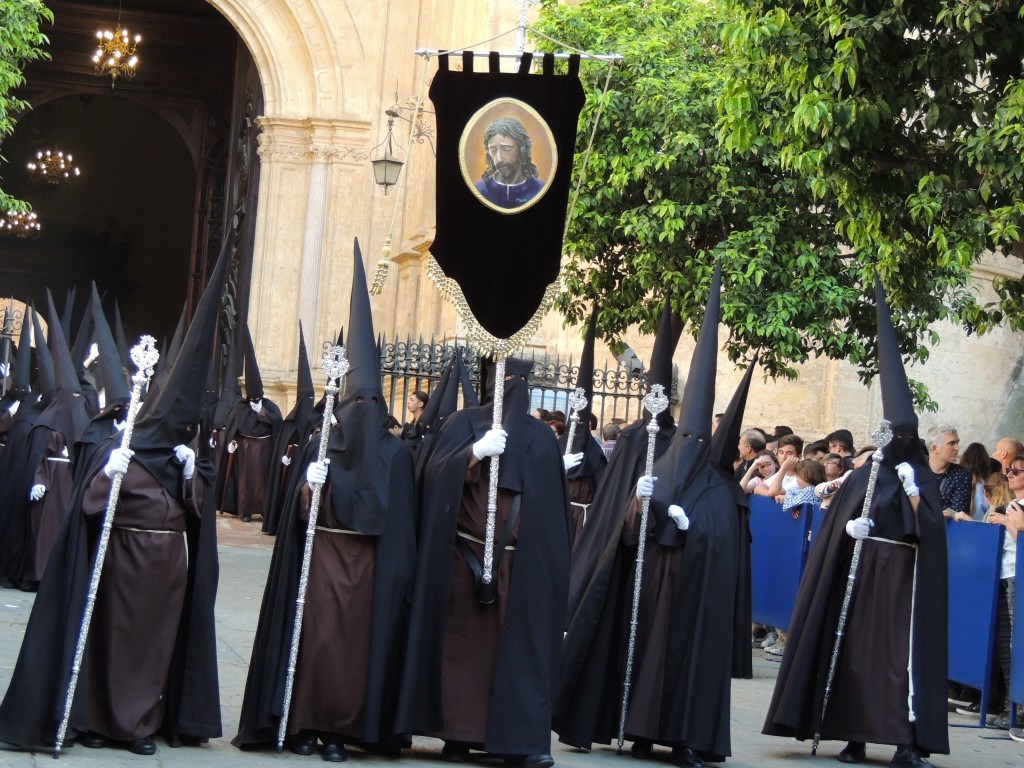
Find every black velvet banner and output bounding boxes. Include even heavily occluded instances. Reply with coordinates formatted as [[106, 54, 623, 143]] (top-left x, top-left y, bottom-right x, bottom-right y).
[[430, 52, 584, 339]]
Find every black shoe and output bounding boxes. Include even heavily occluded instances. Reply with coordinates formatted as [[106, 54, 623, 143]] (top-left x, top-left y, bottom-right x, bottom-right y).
[[630, 740, 653, 759], [323, 740, 347, 763], [442, 741, 471, 763], [128, 737, 157, 756], [891, 746, 931, 768], [78, 733, 107, 749], [241, 515, 252, 523], [291, 731, 318, 756], [520, 756, 554, 768], [671, 746, 704, 768], [838, 741, 865, 764]]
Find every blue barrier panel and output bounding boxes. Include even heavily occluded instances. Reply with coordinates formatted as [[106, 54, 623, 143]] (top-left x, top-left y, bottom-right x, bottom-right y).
[[946, 519, 1003, 728], [1011, 539, 1023, 723], [749, 496, 813, 630]]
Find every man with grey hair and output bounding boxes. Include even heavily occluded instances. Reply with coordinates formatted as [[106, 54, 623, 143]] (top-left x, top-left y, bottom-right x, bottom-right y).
[[926, 423, 971, 516], [474, 117, 545, 208], [733, 428, 767, 482]]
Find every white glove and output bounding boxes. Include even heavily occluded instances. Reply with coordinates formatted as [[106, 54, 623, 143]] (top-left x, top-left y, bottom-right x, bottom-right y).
[[103, 447, 134, 479], [472, 428, 507, 460], [636, 475, 656, 500], [29, 484, 46, 501], [208, 436, 216, 448], [668, 504, 689, 531], [112, 418, 126, 432], [306, 459, 329, 486], [563, 452, 584, 471], [174, 444, 196, 480], [7, 400, 19, 415], [250, 399, 262, 413], [895, 461, 919, 497], [281, 455, 292, 466], [845, 517, 874, 540], [0, 362, 7, 377], [227, 440, 237, 454]]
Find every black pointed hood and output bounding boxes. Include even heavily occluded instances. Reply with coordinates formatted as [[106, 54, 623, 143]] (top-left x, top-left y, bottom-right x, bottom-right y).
[[242, 322, 264, 401], [283, 324, 316, 438], [32, 292, 89, 443], [0, 302, 14, 383], [70, 287, 96, 379], [212, 325, 242, 429], [151, 302, 188, 388], [558, 307, 605, 478], [709, 352, 759, 477], [31, 306, 55, 399], [650, 259, 723, 544], [325, 238, 388, 535], [130, 243, 230, 493], [113, 301, 132, 373], [296, 324, 314, 402], [418, 349, 479, 435], [60, 287, 75, 341], [46, 291, 83, 399], [90, 283, 132, 407], [646, 293, 685, 427], [9, 308, 33, 400], [875, 275, 924, 466]]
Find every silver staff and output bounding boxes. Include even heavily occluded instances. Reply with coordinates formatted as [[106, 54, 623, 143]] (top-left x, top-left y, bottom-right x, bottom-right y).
[[53, 335, 159, 759], [812, 418, 893, 755], [479, 345, 506, 605], [563, 387, 588, 457], [277, 345, 349, 751], [617, 384, 669, 752]]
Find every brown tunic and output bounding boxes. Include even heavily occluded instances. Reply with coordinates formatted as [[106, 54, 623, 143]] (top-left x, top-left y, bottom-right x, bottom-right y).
[[81, 462, 198, 741], [820, 537, 916, 744], [233, 433, 274, 517], [568, 476, 596, 548], [288, 481, 377, 738], [439, 454, 519, 744]]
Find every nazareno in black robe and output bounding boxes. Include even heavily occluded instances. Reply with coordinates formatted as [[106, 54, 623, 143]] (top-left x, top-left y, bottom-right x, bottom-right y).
[[395, 401, 572, 756], [762, 458, 949, 756], [553, 432, 742, 759], [232, 429, 417, 750], [0, 436, 222, 751]]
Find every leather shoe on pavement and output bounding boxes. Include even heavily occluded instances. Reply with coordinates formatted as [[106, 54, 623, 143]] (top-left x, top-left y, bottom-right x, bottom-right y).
[[890, 746, 931, 768], [78, 733, 107, 749], [323, 740, 347, 763], [291, 731, 318, 756], [838, 741, 865, 764], [630, 740, 653, 759], [128, 737, 157, 756], [519, 755, 554, 768], [671, 746, 704, 768], [442, 741, 470, 762]]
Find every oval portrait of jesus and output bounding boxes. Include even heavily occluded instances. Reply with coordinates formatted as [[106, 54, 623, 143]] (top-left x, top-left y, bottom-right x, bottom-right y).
[[459, 98, 557, 215]]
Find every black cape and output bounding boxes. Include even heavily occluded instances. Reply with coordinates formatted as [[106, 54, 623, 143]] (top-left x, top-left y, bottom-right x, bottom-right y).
[[395, 406, 571, 755], [233, 432, 417, 749], [762, 460, 949, 755], [0, 437, 222, 750]]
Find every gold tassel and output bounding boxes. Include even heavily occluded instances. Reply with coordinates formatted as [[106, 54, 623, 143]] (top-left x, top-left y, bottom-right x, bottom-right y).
[[370, 239, 392, 295]]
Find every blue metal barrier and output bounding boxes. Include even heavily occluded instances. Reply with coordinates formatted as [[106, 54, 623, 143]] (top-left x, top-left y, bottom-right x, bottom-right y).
[[749, 496, 815, 630], [1011, 538, 1022, 728], [946, 520, 1003, 728]]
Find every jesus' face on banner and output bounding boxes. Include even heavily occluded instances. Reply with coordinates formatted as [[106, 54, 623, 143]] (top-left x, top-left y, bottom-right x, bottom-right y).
[[460, 98, 557, 214]]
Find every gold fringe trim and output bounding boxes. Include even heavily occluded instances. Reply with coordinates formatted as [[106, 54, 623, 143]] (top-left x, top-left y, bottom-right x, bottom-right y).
[[369, 240, 393, 296], [426, 254, 559, 356]]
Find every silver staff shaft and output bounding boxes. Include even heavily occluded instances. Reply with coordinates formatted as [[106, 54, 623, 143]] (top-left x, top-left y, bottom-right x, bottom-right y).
[[813, 419, 893, 754], [53, 335, 159, 759], [277, 345, 348, 752], [479, 350, 506, 601], [563, 387, 587, 458], [617, 384, 668, 752]]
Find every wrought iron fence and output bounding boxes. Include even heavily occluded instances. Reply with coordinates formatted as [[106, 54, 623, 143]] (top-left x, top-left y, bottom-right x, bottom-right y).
[[376, 335, 649, 431]]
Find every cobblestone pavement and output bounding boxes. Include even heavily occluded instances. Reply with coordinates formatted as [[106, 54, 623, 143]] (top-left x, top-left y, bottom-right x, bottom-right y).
[[0, 514, 1019, 767]]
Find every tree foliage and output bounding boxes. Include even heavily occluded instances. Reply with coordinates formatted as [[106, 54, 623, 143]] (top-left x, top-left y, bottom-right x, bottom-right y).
[[0, 0, 52, 212], [535, 0, 1024, 408]]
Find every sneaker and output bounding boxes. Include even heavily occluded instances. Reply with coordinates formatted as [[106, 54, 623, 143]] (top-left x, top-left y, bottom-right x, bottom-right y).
[[990, 710, 1010, 730], [765, 640, 786, 657], [955, 702, 984, 717], [946, 686, 972, 708], [759, 630, 779, 650], [1009, 727, 1024, 742]]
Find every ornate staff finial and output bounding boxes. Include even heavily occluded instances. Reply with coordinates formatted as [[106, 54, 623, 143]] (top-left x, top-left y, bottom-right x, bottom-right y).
[[567, 386, 588, 417], [643, 383, 669, 420], [129, 335, 159, 383], [321, 344, 349, 383]]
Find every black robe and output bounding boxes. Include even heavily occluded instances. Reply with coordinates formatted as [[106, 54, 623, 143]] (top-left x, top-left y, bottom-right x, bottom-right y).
[[395, 407, 571, 756], [553, 459, 741, 758], [0, 438, 222, 751], [762, 461, 949, 755], [233, 433, 417, 749]]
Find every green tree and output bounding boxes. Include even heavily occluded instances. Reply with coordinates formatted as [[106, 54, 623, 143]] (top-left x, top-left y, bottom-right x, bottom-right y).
[[0, 1, 52, 212], [535, 0, 1024, 406]]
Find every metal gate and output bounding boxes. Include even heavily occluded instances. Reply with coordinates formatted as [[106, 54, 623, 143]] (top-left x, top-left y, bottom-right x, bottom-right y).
[[377, 336, 648, 431]]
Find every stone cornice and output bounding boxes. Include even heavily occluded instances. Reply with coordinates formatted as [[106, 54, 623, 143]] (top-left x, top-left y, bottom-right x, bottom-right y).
[[255, 116, 371, 165]]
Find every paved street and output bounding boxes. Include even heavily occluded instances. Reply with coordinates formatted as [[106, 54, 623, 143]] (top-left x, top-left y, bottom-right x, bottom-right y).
[[0, 515, 1020, 767]]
